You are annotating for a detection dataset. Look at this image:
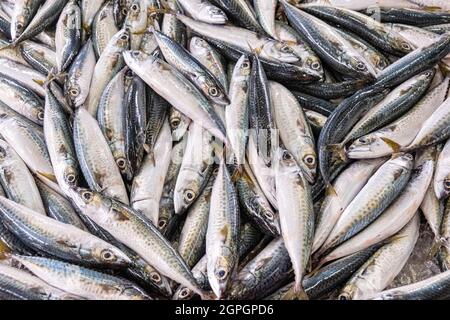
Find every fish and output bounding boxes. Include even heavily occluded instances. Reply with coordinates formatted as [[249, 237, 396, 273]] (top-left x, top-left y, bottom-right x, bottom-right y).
[[209, 0, 263, 34], [275, 148, 314, 297], [10, 0, 44, 42], [270, 81, 316, 183], [12, 255, 150, 300], [176, 0, 227, 24], [206, 160, 240, 299], [124, 50, 227, 142], [55, 0, 81, 74], [73, 107, 129, 204], [319, 153, 414, 255], [19, 40, 57, 75], [339, 214, 420, 300], [254, 0, 277, 38]]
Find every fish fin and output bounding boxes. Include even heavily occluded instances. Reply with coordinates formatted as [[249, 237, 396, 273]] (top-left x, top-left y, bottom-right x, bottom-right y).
[[0, 241, 10, 260], [36, 171, 57, 183], [254, 257, 272, 271], [325, 183, 338, 197], [380, 137, 402, 154], [245, 40, 263, 57], [293, 283, 309, 300], [219, 225, 229, 242], [33, 79, 45, 86], [423, 6, 443, 11], [326, 143, 347, 162]]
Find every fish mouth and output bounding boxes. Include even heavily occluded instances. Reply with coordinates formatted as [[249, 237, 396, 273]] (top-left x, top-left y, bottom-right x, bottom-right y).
[[346, 147, 372, 159]]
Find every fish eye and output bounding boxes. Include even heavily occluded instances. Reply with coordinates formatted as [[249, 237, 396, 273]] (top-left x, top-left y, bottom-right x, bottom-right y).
[[150, 272, 162, 284], [179, 288, 191, 299], [377, 59, 387, 69], [242, 61, 250, 69], [120, 34, 129, 41], [216, 268, 228, 280], [170, 118, 181, 128], [311, 61, 321, 70], [264, 211, 274, 220], [359, 137, 368, 144], [66, 173, 77, 185], [37, 110, 45, 121], [356, 62, 366, 71], [116, 158, 127, 170], [183, 189, 196, 203], [101, 249, 116, 261], [69, 88, 79, 97], [303, 155, 316, 167], [281, 45, 293, 54], [0, 149, 6, 159], [122, 8, 128, 16], [82, 191, 93, 202], [444, 179, 450, 190], [16, 23, 23, 31], [339, 293, 350, 300], [208, 87, 219, 97], [131, 50, 140, 58], [401, 42, 411, 51], [158, 219, 167, 229], [213, 167, 219, 175], [282, 151, 293, 161]]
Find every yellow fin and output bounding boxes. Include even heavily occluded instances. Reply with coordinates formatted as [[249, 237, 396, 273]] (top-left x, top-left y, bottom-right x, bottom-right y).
[[36, 171, 57, 183], [380, 137, 402, 154]]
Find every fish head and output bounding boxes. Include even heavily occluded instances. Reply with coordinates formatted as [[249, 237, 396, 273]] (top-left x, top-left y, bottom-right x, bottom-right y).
[[68, 187, 103, 212], [65, 81, 84, 106], [174, 175, 202, 214], [11, 15, 27, 41], [198, 4, 228, 24], [201, 77, 229, 106], [114, 28, 131, 49], [189, 37, 209, 56], [275, 148, 300, 175], [338, 283, 359, 300], [234, 55, 252, 78], [346, 134, 389, 159], [435, 175, 450, 200], [266, 41, 300, 63], [346, 55, 376, 79], [389, 35, 415, 55], [391, 153, 414, 170], [209, 255, 233, 299]]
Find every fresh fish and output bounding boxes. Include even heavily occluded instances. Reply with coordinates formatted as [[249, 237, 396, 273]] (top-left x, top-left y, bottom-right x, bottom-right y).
[[254, 0, 277, 38], [0, 196, 131, 267], [92, 1, 119, 58], [19, 41, 56, 75], [124, 50, 227, 142], [69, 188, 210, 299], [206, 160, 240, 299], [0, 139, 45, 215], [144, 90, 169, 159], [370, 269, 450, 300], [236, 163, 280, 237], [0, 263, 80, 300], [162, 0, 186, 47], [343, 69, 435, 145], [12, 0, 68, 45], [249, 55, 276, 166], [10, 0, 44, 41], [176, 0, 227, 24], [319, 154, 414, 255], [131, 120, 172, 225], [97, 68, 131, 181], [228, 237, 292, 300], [312, 158, 385, 253], [44, 87, 80, 196], [154, 30, 229, 107], [55, 0, 81, 73], [85, 28, 129, 116], [174, 123, 215, 215], [348, 77, 450, 159], [275, 148, 314, 296], [0, 75, 44, 125], [209, 0, 263, 33], [300, 5, 415, 56], [178, 169, 216, 269], [13, 255, 150, 300], [226, 55, 249, 165], [339, 214, 419, 300], [283, 2, 377, 79], [320, 153, 433, 264], [73, 108, 129, 204], [376, 8, 450, 27], [270, 81, 316, 183], [65, 39, 96, 108]]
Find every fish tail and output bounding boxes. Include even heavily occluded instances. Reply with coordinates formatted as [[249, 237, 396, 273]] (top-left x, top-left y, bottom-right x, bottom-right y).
[[293, 282, 309, 300]]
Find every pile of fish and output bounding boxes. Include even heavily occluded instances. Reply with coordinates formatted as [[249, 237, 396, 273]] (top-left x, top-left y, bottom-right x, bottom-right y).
[[1, 0, 450, 301]]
